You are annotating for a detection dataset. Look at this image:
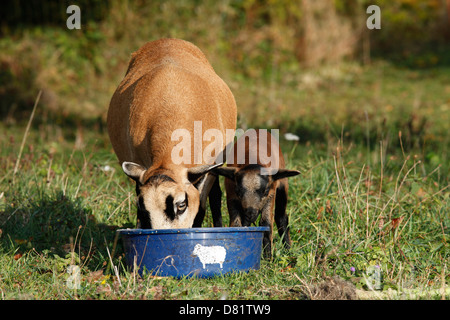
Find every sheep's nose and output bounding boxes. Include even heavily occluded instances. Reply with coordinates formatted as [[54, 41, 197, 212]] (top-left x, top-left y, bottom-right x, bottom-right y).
[[242, 208, 259, 226]]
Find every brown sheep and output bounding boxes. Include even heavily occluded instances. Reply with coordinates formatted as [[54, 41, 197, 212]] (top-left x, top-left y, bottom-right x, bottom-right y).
[[107, 38, 237, 229], [213, 129, 300, 258]]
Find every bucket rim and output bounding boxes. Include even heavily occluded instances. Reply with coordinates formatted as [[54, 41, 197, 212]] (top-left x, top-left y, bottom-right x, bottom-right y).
[[117, 226, 270, 235]]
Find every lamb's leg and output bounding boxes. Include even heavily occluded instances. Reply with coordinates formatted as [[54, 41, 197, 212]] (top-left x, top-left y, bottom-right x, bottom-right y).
[[260, 194, 276, 259]]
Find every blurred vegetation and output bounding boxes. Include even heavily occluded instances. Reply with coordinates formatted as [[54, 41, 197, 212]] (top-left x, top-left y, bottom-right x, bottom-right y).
[[369, 0, 449, 62]]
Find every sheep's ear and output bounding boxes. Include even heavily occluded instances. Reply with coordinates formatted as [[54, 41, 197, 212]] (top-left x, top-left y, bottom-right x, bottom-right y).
[[270, 168, 300, 181], [187, 163, 223, 184], [212, 166, 238, 180], [122, 162, 146, 183]]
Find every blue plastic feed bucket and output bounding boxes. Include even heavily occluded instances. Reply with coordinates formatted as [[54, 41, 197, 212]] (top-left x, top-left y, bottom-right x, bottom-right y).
[[117, 227, 269, 278]]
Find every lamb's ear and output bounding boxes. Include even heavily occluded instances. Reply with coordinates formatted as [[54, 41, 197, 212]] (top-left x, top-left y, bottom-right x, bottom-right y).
[[212, 166, 238, 180], [270, 168, 300, 181], [122, 162, 147, 183], [187, 163, 224, 184]]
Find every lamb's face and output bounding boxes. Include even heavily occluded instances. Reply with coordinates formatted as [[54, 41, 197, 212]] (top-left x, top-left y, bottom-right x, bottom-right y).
[[213, 164, 301, 227], [234, 166, 272, 226]]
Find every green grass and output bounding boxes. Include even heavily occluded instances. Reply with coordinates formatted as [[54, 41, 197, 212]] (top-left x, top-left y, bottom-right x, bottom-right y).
[[0, 81, 448, 299]]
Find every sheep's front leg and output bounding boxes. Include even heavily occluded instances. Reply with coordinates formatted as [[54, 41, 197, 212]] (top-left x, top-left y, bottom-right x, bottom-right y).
[[260, 194, 276, 259], [193, 173, 215, 227], [209, 176, 223, 227], [227, 198, 243, 227]]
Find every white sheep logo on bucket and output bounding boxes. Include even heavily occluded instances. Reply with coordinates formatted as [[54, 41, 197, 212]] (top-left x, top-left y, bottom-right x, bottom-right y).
[[192, 244, 226, 269]]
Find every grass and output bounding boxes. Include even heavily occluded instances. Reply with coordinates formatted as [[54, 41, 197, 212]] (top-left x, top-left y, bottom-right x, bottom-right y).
[[0, 68, 448, 299]]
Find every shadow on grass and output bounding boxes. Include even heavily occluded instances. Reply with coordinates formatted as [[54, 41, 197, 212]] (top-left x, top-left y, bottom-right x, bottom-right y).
[[0, 190, 131, 268]]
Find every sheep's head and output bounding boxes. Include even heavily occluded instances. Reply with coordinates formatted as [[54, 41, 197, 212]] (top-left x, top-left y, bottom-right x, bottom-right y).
[[192, 244, 202, 255], [122, 162, 222, 229], [214, 164, 300, 226]]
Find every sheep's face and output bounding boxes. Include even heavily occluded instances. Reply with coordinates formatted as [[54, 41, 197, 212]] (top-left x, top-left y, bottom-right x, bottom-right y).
[[136, 173, 199, 229], [192, 244, 202, 255], [213, 164, 300, 226], [122, 162, 222, 229], [234, 165, 272, 225]]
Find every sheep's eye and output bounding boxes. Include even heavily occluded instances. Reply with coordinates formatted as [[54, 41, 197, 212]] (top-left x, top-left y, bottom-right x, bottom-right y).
[[176, 200, 187, 213]]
